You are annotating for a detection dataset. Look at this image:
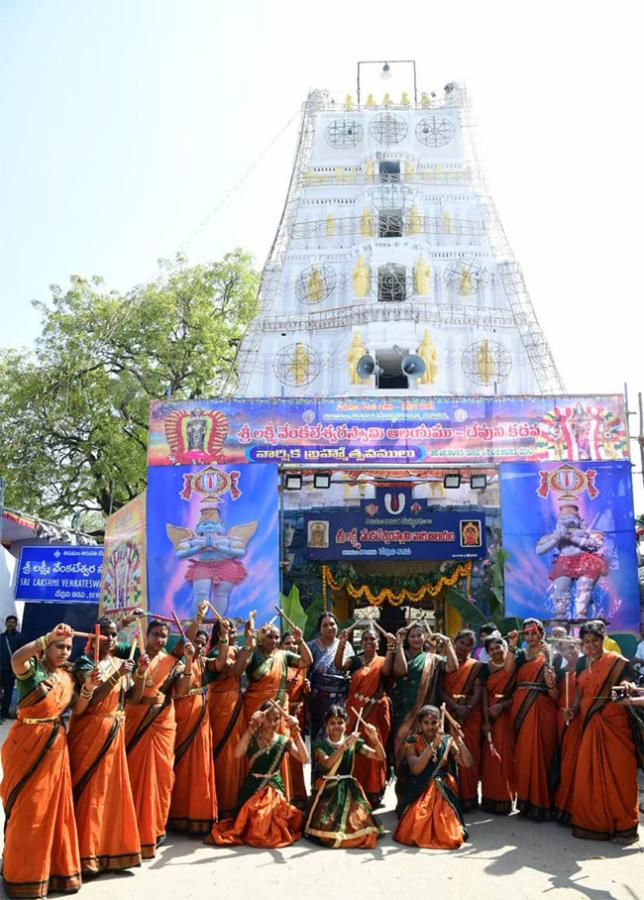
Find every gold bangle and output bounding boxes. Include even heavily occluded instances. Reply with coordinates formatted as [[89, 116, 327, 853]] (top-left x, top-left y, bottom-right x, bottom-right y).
[[218, 638, 229, 644], [37, 635, 48, 652], [80, 686, 94, 698], [134, 668, 147, 680]]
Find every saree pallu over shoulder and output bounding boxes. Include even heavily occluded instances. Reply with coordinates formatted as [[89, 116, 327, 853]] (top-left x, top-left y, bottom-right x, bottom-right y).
[[510, 654, 558, 820], [570, 653, 639, 842], [169, 658, 217, 834], [125, 653, 179, 859], [392, 652, 443, 766], [207, 650, 247, 819], [1, 670, 81, 899], [207, 734, 303, 847], [305, 739, 382, 848], [444, 658, 482, 811], [480, 667, 515, 815], [68, 672, 141, 875], [393, 734, 468, 849], [347, 656, 391, 806]]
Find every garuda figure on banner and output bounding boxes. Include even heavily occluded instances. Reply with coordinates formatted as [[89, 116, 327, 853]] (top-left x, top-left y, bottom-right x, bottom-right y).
[[166, 505, 257, 616], [536, 502, 608, 621]]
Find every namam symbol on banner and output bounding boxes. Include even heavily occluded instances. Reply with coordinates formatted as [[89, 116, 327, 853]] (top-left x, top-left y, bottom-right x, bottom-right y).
[[165, 464, 257, 616], [535, 464, 607, 621], [164, 408, 229, 465]]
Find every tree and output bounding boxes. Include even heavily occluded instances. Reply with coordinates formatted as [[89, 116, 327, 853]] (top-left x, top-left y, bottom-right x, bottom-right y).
[[0, 250, 259, 524]]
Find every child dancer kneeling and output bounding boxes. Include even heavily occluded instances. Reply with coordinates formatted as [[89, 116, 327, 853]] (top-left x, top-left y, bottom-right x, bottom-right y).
[[394, 704, 472, 849], [207, 701, 308, 848], [305, 705, 384, 848]]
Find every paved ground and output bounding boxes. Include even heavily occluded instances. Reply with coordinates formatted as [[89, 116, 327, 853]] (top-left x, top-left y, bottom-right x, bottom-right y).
[[1, 720, 642, 900]]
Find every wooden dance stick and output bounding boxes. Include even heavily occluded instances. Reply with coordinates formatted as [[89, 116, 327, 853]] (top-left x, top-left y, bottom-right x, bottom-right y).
[[268, 699, 290, 719], [172, 610, 187, 642], [71, 630, 108, 641], [93, 625, 101, 665], [565, 671, 570, 709], [206, 601, 225, 623], [442, 703, 463, 734], [346, 617, 370, 635], [274, 605, 298, 632], [145, 611, 175, 624], [128, 638, 137, 660], [370, 619, 389, 638], [248, 610, 257, 631], [136, 624, 146, 656], [350, 705, 367, 735], [440, 702, 446, 732]]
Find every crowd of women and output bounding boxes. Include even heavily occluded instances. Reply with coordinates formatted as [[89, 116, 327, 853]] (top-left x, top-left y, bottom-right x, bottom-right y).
[[1, 602, 642, 898]]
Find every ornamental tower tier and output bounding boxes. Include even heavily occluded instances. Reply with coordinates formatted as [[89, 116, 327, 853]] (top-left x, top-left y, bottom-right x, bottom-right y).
[[235, 65, 564, 398]]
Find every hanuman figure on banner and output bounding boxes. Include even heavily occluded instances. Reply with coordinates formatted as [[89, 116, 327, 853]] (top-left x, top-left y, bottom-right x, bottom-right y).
[[166, 505, 257, 616], [536, 502, 608, 621]]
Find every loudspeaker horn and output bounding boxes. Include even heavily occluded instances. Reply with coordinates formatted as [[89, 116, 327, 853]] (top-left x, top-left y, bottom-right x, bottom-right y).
[[401, 354, 426, 379], [356, 354, 383, 379]]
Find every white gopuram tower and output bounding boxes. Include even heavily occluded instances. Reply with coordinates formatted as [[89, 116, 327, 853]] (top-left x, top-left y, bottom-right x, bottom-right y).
[[235, 61, 563, 399]]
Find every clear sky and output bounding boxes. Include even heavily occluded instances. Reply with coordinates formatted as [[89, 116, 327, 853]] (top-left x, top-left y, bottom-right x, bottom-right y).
[[1, 0, 643, 502]]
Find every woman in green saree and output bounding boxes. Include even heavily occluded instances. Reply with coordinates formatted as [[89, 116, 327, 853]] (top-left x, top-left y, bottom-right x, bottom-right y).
[[394, 705, 472, 849], [207, 701, 308, 847], [391, 623, 458, 767], [305, 705, 385, 848]]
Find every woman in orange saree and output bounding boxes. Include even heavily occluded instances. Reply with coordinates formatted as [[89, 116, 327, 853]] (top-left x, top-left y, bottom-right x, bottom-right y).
[[441, 629, 482, 811], [568, 621, 639, 843], [68, 616, 141, 875], [168, 621, 217, 834], [207, 703, 307, 847], [280, 631, 310, 807], [242, 622, 312, 799], [507, 618, 559, 820], [394, 705, 472, 849], [480, 634, 516, 814], [334, 625, 393, 808], [1, 623, 97, 899], [125, 619, 191, 858], [205, 617, 253, 819]]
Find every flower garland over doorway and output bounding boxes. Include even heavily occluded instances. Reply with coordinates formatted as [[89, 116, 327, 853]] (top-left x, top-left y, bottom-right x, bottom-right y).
[[321, 561, 472, 608]]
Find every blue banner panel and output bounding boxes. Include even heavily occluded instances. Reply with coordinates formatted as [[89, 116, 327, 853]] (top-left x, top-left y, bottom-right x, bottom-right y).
[[500, 461, 640, 631], [147, 463, 280, 622], [304, 488, 485, 561], [15, 546, 104, 603]]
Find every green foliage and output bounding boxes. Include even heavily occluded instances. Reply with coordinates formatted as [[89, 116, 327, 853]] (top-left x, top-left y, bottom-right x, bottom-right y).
[[279, 584, 307, 633], [303, 596, 325, 641], [0, 251, 259, 522]]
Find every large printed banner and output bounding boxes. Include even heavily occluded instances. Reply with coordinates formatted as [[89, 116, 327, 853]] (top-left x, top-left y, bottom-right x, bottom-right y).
[[100, 492, 147, 615], [148, 395, 628, 467], [146, 463, 279, 622], [304, 487, 485, 561], [16, 546, 103, 603], [500, 461, 640, 632]]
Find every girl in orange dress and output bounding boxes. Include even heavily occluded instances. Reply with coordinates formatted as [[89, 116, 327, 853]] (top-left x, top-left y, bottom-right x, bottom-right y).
[[480, 634, 516, 814], [568, 621, 638, 843], [205, 617, 254, 819], [334, 625, 393, 808], [125, 619, 192, 858], [280, 631, 310, 807], [394, 704, 472, 849], [1, 623, 99, 899], [207, 702, 308, 847], [441, 629, 482, 811], [507, 618, 559, 820], [242, 621, 312, 799], [168, 613, 217, 834], [69, 616, 141, 875]]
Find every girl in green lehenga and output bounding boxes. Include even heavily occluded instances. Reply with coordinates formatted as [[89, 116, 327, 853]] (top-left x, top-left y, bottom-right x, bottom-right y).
[[305, 705, 385, 848], [207, 701, 308, 848], [391, 624, 458, 768]]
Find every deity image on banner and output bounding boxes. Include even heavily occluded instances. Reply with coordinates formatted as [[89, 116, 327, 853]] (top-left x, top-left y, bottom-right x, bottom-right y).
[[166, 505, 256, 616], [147, 463, 280, 622], [500, 460, 640, 632], [99, 492, 147, 616]]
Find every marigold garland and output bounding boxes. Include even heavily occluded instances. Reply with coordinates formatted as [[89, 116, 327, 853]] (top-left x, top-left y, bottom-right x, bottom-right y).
[[321, 561, 472, 608]]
